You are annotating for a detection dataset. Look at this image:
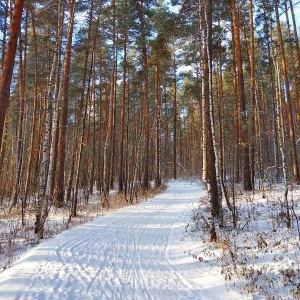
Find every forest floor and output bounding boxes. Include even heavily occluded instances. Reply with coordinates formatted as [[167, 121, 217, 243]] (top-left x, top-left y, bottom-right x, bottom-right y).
[[0, 186, 159, 272], [0, 181, 246, 300], [190, 181, 300, 300], [0, 180, 299, 299]]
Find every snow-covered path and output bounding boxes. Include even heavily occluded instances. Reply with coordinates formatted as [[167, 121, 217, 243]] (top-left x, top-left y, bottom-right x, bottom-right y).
[[0, 181, 246, 300]]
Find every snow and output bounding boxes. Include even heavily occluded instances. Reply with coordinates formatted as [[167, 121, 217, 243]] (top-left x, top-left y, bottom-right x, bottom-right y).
[[0, 181, 246, 300], [188, 183, 300, 300]]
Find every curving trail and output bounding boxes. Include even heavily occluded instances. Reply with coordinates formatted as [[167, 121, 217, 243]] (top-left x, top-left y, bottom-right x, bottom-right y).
[[0, 181, 246, 300]]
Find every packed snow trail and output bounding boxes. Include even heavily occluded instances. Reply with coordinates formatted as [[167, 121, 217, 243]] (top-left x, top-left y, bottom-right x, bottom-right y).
[[0, 181, 246, 300]]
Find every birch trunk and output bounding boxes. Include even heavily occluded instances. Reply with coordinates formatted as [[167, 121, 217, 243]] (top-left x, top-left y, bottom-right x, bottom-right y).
[[274, 55, 291, 228], [46, 0, 64, 196], [34, 58, 57, 239]]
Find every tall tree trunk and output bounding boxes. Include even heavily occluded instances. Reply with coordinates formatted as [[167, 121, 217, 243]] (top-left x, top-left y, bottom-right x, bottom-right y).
[[35, 49, 59, 239], [155, 65, 161, 188], [173, 55, 177, 180], [283, 0, 300, 134], [89, 60, 97, 194], [0, 0, 25, 157], [119, 0, 127, 193], [1, 0, 9, 71], [288, 0, 300, 132], [274, 55, 291, 228], [274, 0, 300, 184], [71, 0, 97, 215], [231, 16, 240, 183], [103, 91, 111, 199], [46, 0, 64, 196], [217, 41, 232, 212], [96, 37, 104, 193], [230, 0, 253, 190], [106, 0, 117, 191], [262, 2, 280, 182], [199, 0, 206, 182], [202, 0, 220, 241], [247, 0, 263, 188], [103, 0, 117, 196], [24, 6, 39, 207], [138, 0, 150, 190], [72, 55, 94, 217], [54, 0, 76, 207], [72, 95, 88, 217], [11, 14, 27, 208]]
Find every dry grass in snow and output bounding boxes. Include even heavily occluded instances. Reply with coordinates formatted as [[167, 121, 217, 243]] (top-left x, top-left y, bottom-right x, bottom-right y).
[[187, 182, 300, 300], [0, 186, 164, 272]]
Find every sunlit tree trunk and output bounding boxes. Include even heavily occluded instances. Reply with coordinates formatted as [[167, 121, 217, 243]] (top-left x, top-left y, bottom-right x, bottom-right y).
[[96, 38, 104, 193], [89, 62, 97, 194], [173, 55, 177, 180], [0, 0, 25, 158], [73, 51, 95, 217], [288, 0, 300, 132], [109, 0, 117, 190], [216, 41, 232, 212], [72, 0, 97, 216], [138, 0, 150, 190], [230, 0, 252, 190], [231, 18, 240, 183], [11, 13, 27, 208], [46, 0, 64, 197], [54, 0, 76, 207], [103, 88, 111, 200], [274, 55, 291, 228], [1, 0, 9, 71], [155, 65, 161, 188], [103, 0, 117, 196], [24, 8, 39, 207], [35, 51, 59, 239], [248, 0, 263, 188], [198, 0, 206, 182], [283, 0, 300, 135], [262, 2, 280, 182], [274, 0, 300, 184], [119, 0, 128, 193], [201, 0, 220, 241]]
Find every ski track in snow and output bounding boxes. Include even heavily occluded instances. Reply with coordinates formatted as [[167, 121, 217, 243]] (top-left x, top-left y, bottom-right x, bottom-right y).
[[0, 181, 247, 300]]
